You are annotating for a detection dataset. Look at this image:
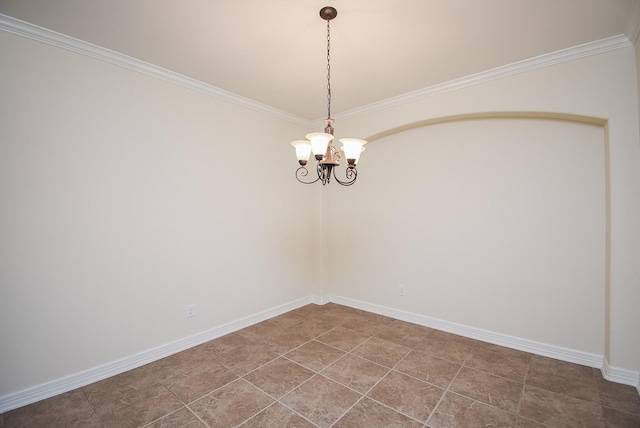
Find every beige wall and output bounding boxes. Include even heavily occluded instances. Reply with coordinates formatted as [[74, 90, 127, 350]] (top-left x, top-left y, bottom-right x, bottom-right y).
[[326, 117, 606, 354], [330, 46, 640, 374], [0, 31, 316, 396]]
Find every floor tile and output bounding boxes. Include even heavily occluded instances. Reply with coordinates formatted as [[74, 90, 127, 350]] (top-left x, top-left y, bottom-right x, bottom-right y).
[[594, 370, 640, 415], [197, 332, 255, 359], [144, 347, 212, 382], [285, 340, 345, 372], [322, 354, 389, 393], [333, 397, 422, 427], [367, 370, 443, 422], [144, 406, 207, 427], [244, 357, 314, 398], [83, 366, 156, 407], [375, 320, 433, 348], [526, 354, 599, 403], [236, 320, 284, 343], [312, 310, 357, 327], [189, 379, 273, 428], [602, 406, 640, 427], [341, 315, 393, 336], [428, 392, 518, 427], [530, 354, 594, 378], [292, 304, 327, 318], [288, 318, 336, 341], [316, 326, 370, 352], [239, 402, 315, 428], [93, 383, 183, 428], [352, 337, 411, 368], [449, 367, 524, 413], [413, 330, 478, 364], [161, 360, 237, 404], [258, 328, 311, 355], [516, 417, 550, 427], [466, 342, 531, 382], [394, 350, 461, 388], [519, 385, 604, 427], [215, 342, 279, 376], [327, 305, 369, 319], [268, 311, 307, 329], [2, 389, 103, 428], [280, 375, 361, 428], [358, 311, 397, 324]]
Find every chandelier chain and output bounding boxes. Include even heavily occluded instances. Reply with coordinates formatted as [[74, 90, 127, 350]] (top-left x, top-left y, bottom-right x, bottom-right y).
[[326, 19, 331, 120]]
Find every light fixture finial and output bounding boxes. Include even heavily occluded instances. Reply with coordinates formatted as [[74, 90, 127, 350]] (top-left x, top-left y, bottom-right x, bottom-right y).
[[319, 6, 337, 21]]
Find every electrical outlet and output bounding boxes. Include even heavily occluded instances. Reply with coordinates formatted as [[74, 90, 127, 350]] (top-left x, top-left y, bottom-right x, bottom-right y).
[[398, 285, 406, 296], [186, 304, 195, 318]]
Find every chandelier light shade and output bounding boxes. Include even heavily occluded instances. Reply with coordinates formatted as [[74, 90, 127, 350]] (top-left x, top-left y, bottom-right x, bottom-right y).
[[291, 140, 312, 165], [290, 6, 368, 186]]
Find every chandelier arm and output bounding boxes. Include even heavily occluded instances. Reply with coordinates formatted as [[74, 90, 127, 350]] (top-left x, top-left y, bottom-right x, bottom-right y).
[[295, 166, 321, 184], [333, 167, 358, 186]]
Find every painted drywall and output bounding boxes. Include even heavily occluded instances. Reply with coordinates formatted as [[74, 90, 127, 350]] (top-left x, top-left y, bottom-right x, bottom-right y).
[[0, 31, 315, 396], [328, 46, 640, 374], [326, 117, 605, 354]]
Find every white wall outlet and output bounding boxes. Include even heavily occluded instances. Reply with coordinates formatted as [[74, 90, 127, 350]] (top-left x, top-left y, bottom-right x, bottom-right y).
[[186, 304, 195, 318], [398, 284, 406, 296]]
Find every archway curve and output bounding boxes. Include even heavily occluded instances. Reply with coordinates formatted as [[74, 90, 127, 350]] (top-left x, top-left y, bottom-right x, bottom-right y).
[[364, 111, 607, 143]]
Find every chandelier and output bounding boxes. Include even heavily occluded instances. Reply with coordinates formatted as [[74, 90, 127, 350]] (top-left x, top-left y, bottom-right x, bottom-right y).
[[290, 6, 368, 186]]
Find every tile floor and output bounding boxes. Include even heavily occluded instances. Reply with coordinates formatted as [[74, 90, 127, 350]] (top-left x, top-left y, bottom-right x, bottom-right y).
[[1, 303, 639, 427]]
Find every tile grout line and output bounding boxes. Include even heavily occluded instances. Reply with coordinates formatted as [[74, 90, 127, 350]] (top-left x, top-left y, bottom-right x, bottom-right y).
[[424, 355, 467, 426], [183, 404, 212, 428], [261, 363, 330, 427], [325, 330, 396, 427], [258, 325, 390, 427], [431, 352, 541, 426], [327, 334, 435, 426], [516, 352, 532, 418], [273, 398, 322, 427], [222, 345, 325, 428], [352, 345, 433, 426]]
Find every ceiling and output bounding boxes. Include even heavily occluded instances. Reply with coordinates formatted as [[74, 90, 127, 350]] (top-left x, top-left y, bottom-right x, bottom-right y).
[[1, 0, 639, 121]]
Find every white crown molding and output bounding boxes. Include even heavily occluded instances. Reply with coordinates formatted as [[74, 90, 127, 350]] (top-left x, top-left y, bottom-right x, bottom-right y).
[[333, 34, 633, 122], [0, 295, 319, 413], [0, 14, 312, 128], [1, 14, 633, 129]]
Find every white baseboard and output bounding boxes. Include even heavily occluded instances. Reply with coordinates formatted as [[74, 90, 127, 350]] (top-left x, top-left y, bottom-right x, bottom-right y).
[[602, 357, 640, 393], [0, 295, 319, 413], [2, 293, 638, 413], [324, 294, 640, 390]]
